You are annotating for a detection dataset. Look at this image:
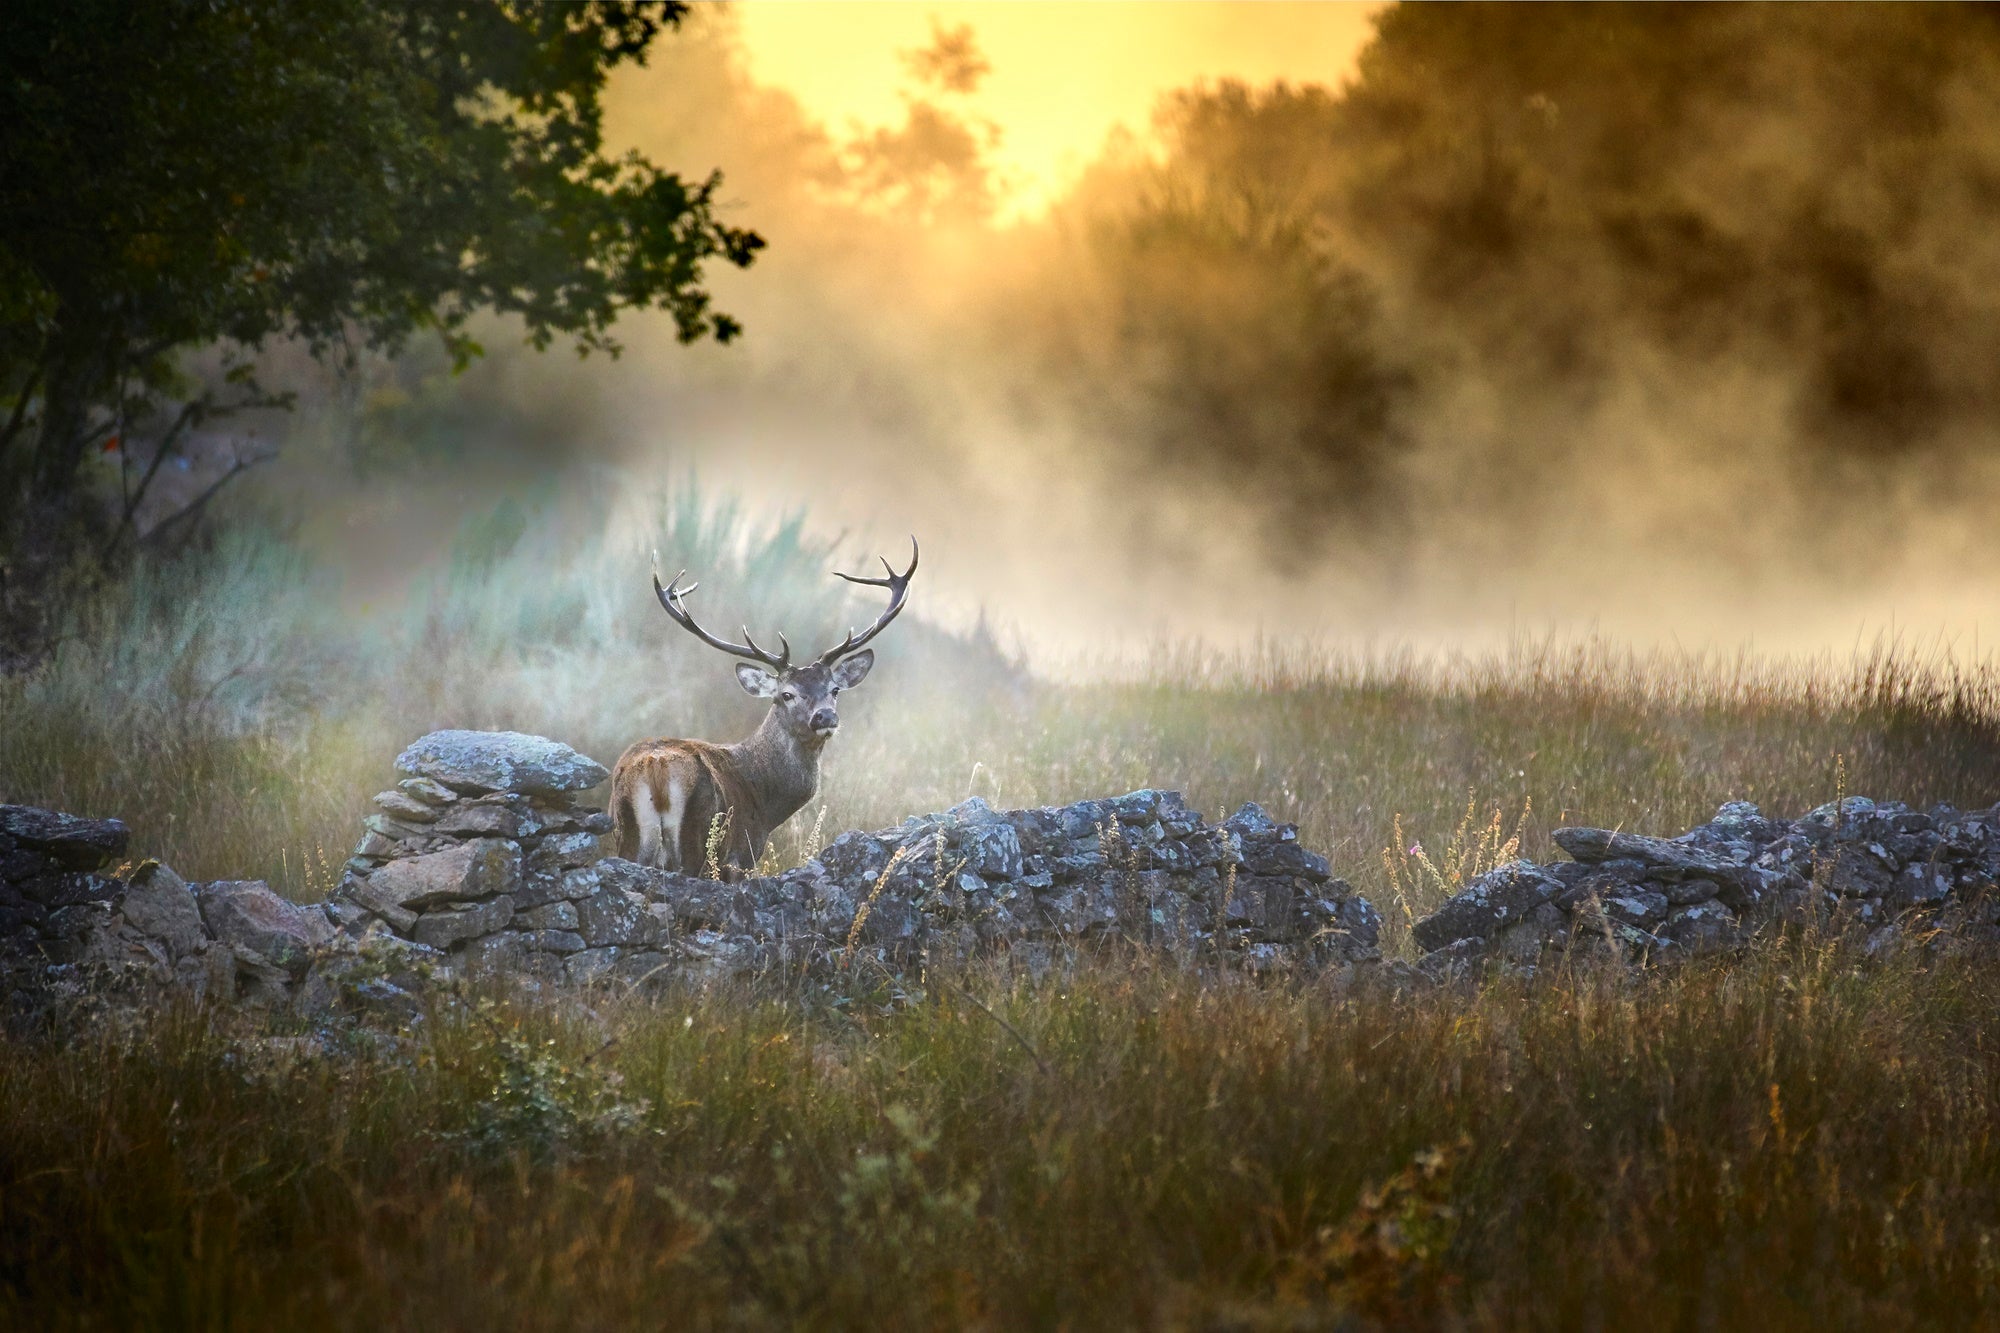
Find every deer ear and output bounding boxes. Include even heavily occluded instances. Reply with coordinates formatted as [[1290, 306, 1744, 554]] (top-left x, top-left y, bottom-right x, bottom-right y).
[[831, 649, 875, 690], [735, 663, 781, 698]]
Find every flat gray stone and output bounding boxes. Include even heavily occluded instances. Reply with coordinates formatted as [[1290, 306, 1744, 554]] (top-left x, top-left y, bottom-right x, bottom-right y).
[[398, 776, 458, 806], [577, 887, 653, 947], [0, 805, 129, 871], [517, 929, 586, 954], [372, 791, 438, 824], [345, 839, 520, 923], [566, 946, 622, 985], [1552, 826, 1768, 905], [412, 895, 516, 950], [519, 901, 580, 931], [395, 730, 608, 796]]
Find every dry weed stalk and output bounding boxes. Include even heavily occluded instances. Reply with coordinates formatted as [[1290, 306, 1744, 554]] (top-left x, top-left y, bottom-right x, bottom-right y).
[[703, 810, 732, 881], [844, 836, 930, 968], [1381, 792, 1534, 918]]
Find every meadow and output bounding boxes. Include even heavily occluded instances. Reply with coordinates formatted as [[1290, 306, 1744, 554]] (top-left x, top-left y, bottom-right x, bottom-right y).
[[3, 492, 1999, 1328]]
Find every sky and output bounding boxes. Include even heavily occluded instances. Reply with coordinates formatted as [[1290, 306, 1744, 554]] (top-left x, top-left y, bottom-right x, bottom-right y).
[[730, 1, 1383, 214]]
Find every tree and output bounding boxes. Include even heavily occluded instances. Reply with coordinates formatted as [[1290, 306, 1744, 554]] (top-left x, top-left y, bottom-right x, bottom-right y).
[[0, 0, 763, 555]]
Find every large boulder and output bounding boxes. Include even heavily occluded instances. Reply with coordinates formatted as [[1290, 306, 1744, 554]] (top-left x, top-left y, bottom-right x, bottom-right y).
[[395, 730, 608, 796]]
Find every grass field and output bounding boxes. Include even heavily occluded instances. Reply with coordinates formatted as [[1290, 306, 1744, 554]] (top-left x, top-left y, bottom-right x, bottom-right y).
[[3, 496, 1999, 1327]]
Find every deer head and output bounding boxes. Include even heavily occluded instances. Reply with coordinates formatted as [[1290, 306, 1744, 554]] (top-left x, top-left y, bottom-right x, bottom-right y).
[[649, 538, 919, 746]]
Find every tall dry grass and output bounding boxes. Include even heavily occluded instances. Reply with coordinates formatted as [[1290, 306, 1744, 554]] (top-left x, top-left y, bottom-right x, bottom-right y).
[[4, 938, 2000, 1328]]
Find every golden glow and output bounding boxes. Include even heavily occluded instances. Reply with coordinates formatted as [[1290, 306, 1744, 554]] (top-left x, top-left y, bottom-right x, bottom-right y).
[[731, 1, 1383, 213]]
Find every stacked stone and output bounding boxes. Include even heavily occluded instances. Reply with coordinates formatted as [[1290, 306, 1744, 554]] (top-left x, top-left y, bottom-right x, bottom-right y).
[[0, 802, 344, 1015], [1411, 796, 2000, 971], [626, 789, 1382, 983], [0, 804, 131, 977], [331, 730, 664, 986]]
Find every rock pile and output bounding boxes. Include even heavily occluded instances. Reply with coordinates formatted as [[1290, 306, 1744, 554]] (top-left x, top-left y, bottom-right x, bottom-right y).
[[0, 802, 349, 1018], [1410, 796, 2000, 971], [623, 789, 1382, 985], [331, 729, 616, 962], [327, 733, 1380, 986], [0, 804, 131, 974]]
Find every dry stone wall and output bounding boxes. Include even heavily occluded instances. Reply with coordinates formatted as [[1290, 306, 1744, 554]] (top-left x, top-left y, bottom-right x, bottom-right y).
[[0, 731, 1380, 1020], [334, 731, 1382, 987], [0, 802, 345, 1021], [1409, 796, 2000, 973], [10, 727, 1990, 1021]]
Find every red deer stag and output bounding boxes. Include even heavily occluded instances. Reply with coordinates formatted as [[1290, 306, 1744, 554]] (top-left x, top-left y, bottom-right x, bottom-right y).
[[610, 539, 918, 878]]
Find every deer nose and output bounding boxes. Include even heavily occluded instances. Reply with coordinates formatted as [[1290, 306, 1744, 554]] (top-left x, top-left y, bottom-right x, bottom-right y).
[[809, 707, 838, 732]]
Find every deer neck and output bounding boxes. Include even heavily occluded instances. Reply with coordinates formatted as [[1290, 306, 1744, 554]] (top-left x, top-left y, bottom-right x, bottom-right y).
[[727, 709, 824, 826]]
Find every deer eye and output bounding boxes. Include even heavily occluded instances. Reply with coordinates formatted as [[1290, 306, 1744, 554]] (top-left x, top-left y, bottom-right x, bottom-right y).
[[779, 690, 796, 702]]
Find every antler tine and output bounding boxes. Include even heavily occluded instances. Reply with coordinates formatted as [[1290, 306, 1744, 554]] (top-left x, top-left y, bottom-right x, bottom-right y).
[[741, 627, 792, 672], [819, 536, 919, 665], [649, 558, 791, 671]]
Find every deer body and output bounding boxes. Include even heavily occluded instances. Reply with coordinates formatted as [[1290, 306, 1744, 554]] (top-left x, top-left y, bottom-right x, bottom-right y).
[[609, 542, 917, 878]]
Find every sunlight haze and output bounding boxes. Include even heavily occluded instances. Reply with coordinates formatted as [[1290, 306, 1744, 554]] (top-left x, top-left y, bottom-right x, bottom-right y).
[[731, 0, 1383, 214]]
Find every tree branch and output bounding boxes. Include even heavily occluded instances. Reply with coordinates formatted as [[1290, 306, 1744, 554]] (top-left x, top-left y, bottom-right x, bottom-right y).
[[138, 448, 272, 554], [101, 394, 209, 559], [0, 364, 45, 461]]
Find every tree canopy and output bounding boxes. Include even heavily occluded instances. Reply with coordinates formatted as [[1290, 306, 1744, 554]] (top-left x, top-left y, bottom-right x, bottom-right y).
[[0, 0, 762, 549]]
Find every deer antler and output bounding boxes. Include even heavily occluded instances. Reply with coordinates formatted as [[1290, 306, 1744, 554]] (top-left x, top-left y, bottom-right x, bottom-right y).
[[652, 552, 793, 671], [817, 536, 920, 666]]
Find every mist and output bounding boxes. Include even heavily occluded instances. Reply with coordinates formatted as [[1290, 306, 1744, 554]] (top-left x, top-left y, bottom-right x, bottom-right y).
[[235, 3, 2000, 664]]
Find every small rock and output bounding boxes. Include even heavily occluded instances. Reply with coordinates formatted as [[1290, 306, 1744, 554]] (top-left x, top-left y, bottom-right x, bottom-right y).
[[577, 887, 656, 947], [1660, 899, 1740, 952], [1599, 888, 1669, 930], [1411, 861, 1561, 953], [519, 901, 580, 931], [413, 895, 516, 950], [398, 776, 458, 806], [1662, 877, 1721, 907], [1223, 803, 1279, 839], [527, 831, 603, 874], [432, 796, 537, 839], [566, 946, 622, 985], [516, 929, 587, 954], [362, 813, 427, 841], [372, 791, 439, 824], [353, 830, 401, 860]]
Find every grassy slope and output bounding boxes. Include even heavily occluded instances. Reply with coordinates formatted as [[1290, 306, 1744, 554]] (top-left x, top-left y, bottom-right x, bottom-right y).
[[3, 504, 1999, 1327]]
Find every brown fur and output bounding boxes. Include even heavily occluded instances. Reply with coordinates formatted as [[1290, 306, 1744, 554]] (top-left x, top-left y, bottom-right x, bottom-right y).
[[611, 738, 767, 873]]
